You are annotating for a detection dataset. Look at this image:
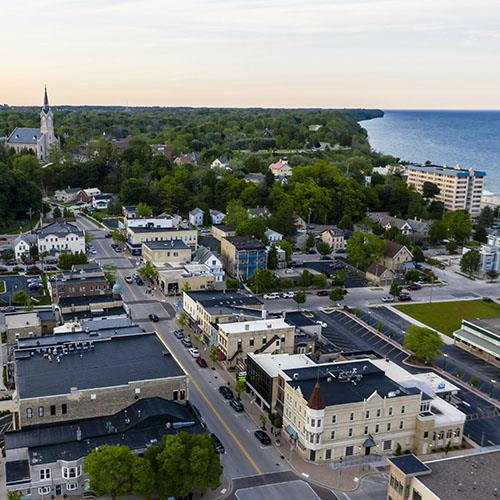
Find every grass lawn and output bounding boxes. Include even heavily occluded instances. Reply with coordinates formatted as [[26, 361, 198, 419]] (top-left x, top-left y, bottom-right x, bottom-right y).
[[394, 300, 500, 336], [0, 280, 5, 294]]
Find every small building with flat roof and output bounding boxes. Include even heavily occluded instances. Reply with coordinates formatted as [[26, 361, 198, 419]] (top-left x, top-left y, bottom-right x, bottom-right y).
[[142, 239, 192, 266]]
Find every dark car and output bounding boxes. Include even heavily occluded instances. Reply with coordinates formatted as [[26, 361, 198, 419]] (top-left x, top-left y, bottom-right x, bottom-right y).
[[196, 357, 208, 368], [254, 430, 271, 445], [174, 329, 184, 339], [6, 260, 16, 266], [135, 277, 144, 286], [210, 433, 225, 454], [218, 385, 234, 400], [0, 266, 8, 272], [181, 337, 192, 348], [105, 233, 112, 238], [407, 283, 422, 291], [320, 255, 332, 260], [307, 249, 317, 254], [148, 313, 159, 322], [230, 398, 244, 412], [398, 294, 412, 302], [1, 306, 16, 313], [316, 290, 329, 296]]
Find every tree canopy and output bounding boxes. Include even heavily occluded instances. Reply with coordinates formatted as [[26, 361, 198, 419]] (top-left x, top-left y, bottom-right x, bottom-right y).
[[403, 325, 443, 364]]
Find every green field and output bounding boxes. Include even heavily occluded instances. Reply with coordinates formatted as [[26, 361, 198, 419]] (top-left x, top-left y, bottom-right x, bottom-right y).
[[394, 300, 500, 336]]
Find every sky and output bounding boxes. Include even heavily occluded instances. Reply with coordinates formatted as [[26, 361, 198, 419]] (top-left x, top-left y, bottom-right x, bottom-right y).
[[1, 0, 500, 108]]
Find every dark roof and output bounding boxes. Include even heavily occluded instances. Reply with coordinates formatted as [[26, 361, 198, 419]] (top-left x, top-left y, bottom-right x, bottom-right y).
[[62, 306, 127, 321], [307, 382, 326, 410], [385, 240, 407, 258], [58, 293, 119, 308], [38, 221, 83, 237], [6, 398, 203, 465], [285, 311, 319, 328], [389, 454, 431, 475], [7, 127, 40, 145], [43, 86, 50, 113], [366, 262, 390, 276], [226, 236, 267, 251], [5, 459, 30, 485], [143, 239, 190, 250], [128, 225, 194, 234], [213, 224, 236, 232], [185, 289, 262, 308], [14, 332, 185, 399], [37, 310, 55, 322], [283, 360, 412, 406]]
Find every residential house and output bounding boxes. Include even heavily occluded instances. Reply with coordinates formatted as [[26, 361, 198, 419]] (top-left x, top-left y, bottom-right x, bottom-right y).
[[265, 228, 283, 243], [192, 245, 224, 282], [248, 206, 271, 219], [368, 213, 430, 242], [151, 143, 172, 159], [480, 227, 500, 273], [382, 241, 413, 272], [189, 208, 205, 227], [54, 187, 81, 203], [217, 318, 295, 367], [280, 358, 465, 463], [37, 222, 85, 256], [209, 209, 225, 225], [122, 206, 137, 219], [387, 449, 500, 500], [91, 193, 113, 210], [220, 236, 268, 280], [142, 240, 192, 266], [14, 233, 37, 261], [366, 263, 395, 286], [268, 158, 292, 181], [157, 263, 215, 295], [320, 227, 345, 251], [182, 289, 264, 343], [75, 188, 101, 204], [210, 157, 230, 170], [173, 152, 199, 166]]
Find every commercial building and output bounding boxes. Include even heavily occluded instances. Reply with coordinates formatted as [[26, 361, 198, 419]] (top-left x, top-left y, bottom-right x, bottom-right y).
[[387, 449, 500, 500], [217, 318, 295, 366], [5, 398, 203, 500], [1, 312, 42, 345], [406, 164, 485, 215], [453, 317, 500, 367], [480, 227, 500, 273], [280, 358, 465, 463], [220, 236, 267, 280], [49, 263, 111, 300], [57, 293, 124, 319], [142, 239, 192, 266], [37, 222, 85, 256], [12, 331, 187, 429], [211, 224, 236, 242], [126, 225, 197, 256], [182, 289, 264, 343], [157, 263, 215, 295]]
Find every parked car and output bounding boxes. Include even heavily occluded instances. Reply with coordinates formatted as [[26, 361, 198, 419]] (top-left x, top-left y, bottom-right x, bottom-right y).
[[125, 276, 133, 283], [316, 290, 329, 296], [182, 337, 192, 348], [174, 330, 184, 339], [254, 430, 271, 445], [135, 277, 144, 286], [105, 232, 112, 238], [0, 266, 8, 272], [407, 283, 422, 291], [282, 291, 295, 298], [330, 262, 345, 270], [148, 313, 159, 322], [1, 306, 16, 313], [6, 260, 17, 266], [263, 292, 280, 300], [44, 265, 58, 271], [188, 347, 199, 358], [381, 295, 394, 303], [320, 255, 332, 260], [230, 398, 244, 412], [398, 294, 412, 302], [196, 357, 208, 368], [315, 320, 328, 328], [218, 386, 234, 400], [210, 433, 225, 454]]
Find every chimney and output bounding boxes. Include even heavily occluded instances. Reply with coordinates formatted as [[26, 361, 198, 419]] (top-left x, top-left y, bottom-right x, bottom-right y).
[[76, 426, 82, 441]]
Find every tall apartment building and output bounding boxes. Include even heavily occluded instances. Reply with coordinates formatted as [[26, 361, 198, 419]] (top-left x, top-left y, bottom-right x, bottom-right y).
[[220, 236, 267, 280], [406, 164, 485, 215]]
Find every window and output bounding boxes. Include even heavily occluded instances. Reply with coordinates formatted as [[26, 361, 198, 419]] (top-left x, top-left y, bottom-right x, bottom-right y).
[[311, 418, 315, 427], [38, 406, 44, 417], [350, 412, 355, 421], [50, 405, 56, 416], [173, 390, 179, 401], [455, 428, 461, 437], [90, 393, 96, 400], [375, 424, 379, 433], [249, 338, 254, 347], [412, 490, 423, 500], [180, 390, 185, 400], [364, 426, 368, 435], [262, 337, 267, 345], [26, 408, 33, 419], [332, 415, 336, 424], [330, 430, 335, 439], [388, 407, 393, 416], [317, 419, 322, 427], [401, 405, 406, 414], [365, 410, 370, 419], [387, 422, 391, 431], [423, 431, 429, 439], [325, 449, 332, 460], [62, 466, 81, 479], [399, 421, 404, 430], [40, 469, 51, 480], [348, 428, 353, 437], [39, 487, 51, 495], [62, 404, 67, 414], [345, 445, 354, 456], [383, 440, 392, 451], [446, 430, 452, 439], [376, 408, 381, 417]]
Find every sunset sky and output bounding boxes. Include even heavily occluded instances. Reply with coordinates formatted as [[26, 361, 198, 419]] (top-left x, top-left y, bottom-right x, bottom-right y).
[[1, 0, 499, 108]]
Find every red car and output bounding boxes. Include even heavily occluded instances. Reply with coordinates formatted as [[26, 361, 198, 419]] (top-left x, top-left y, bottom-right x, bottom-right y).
[[196, 357, 208, 368]]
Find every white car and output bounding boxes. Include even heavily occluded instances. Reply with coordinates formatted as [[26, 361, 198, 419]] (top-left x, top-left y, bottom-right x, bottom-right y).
[[263, 292, 280, 300], [125, 276, 133, 283], [381, 295, 394, 303], [282, 291, 295, 299], [188, 347, 199, 358], [315, 320, 328, 328]]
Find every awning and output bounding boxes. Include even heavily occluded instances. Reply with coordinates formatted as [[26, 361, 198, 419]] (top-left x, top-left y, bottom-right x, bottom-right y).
[[363, 437, 376, 448], [285, 425, 298, 440]]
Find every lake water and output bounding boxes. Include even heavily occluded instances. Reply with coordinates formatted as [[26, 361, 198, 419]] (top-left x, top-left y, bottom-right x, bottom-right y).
[[360, 110, 500, 192]]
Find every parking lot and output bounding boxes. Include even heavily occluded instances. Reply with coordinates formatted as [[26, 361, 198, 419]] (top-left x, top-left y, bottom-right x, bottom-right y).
[[0, 274, 42, 305]]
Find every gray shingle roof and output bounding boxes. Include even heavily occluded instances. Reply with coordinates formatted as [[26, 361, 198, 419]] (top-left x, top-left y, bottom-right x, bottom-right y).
[[38, 221, 83, 237], [7, 127, 40, 145]]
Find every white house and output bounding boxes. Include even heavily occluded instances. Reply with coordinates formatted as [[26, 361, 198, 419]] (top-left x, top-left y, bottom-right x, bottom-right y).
[[209, 209, 225, 225], [92, 194, 113, 210], [189, 208, 205, 227], [320, 227, 345, 251], [192, 246, 225, 282], [37, 222, 85, 256], [265, 228, 283, 243], [210, 157, 230, 170], [14, 233, 37, 261], [54, 187, 81, 203]]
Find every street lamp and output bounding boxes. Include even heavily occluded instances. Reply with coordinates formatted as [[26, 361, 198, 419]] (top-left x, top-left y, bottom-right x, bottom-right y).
[[443, 353, 448, 372], [491, 379, 496, 397]]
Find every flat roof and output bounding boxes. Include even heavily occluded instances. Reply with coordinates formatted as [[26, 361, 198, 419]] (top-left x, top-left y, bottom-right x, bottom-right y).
[[225, 236, 267, 250], [285, 311, 320, 328], [389, 454, 431, 475], [15, 332, 185, 399], [248, 353, 315, 377], [128, 226, 195, 234], [5, 312, 40, 330], [408, 164, 486, 177], [143, 240, 190, 250], [58, 294, 119, 307], [454, 328, 500, 357], [185, 289, 262, 308], [219, 318, 291, 335], [419, 449, 500, 499], [464, 317, 500, 333]]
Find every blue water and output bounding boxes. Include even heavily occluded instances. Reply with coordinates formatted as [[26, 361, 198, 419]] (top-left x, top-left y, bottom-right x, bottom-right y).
[[360, 110, 500, 192]]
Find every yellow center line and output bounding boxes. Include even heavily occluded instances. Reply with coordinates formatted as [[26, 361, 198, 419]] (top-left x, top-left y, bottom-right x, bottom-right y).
[[156, 331, 262, 475]]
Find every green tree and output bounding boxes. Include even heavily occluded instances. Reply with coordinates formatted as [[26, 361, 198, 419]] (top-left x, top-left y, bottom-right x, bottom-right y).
[[329, 288, 344, 301], [236, 217, 267, 241], [443, 440, 453, 456], [259, 414, 267, 429], [209, 345, 218, 365], [251, 269, 279, 293], [83, 445, 135, 500], [136, 202, 152, 218], [316, 240, 332, 256], [429, 220, 448, 244], [139, 261, 158, 282], [269, 197, 296, 237], [304, 233, 315, 251], [298, 269, 313, 287], [470, 376, 479, 387], [12, 290, 29, 305], [102, 263, 118, 283], [389, 283, 402, 297], [225, 200, 248, 228], [405, 269, 420, 283], [293, 290, 306, 308], [278, 239, 294, 262], [312, 273, 327, 288], [7, 492, 22, 500], [267, 245, 278, 270], [52, 206, 62, 218], [473, 225, 488, 243], [346, 232, 386, 270], [486, 269, 499, 282], [403, 325, 442, 364], [412, 246, 425, 263], [443, 210, 472, 243], [478, 206, 494, 227], [422, 181, 440, 199], [460, 250, 480, 277], [57, 252, 88, 270], [235, 378, 246, 398], [225, 277, 240, 289], [395, 443, 402, 456], [131, 456, 156, 499]]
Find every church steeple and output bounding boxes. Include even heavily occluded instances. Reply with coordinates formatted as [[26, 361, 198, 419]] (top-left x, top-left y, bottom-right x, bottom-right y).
[[43, 85, 50, 114]]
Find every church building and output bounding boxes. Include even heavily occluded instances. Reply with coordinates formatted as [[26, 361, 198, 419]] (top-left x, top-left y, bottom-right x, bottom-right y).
[[7, 87, 59, 162]]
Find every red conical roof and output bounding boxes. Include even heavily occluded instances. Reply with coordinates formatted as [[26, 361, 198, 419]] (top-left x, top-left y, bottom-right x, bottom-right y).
[[307, 382, 326, 410]]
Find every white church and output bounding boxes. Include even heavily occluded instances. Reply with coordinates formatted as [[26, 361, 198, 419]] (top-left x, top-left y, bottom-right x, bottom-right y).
[[6, 87, 59, 162]]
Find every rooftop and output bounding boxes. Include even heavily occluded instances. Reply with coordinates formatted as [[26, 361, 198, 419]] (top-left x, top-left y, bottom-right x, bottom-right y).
[[219, 318, 292, 335], [58, 293, 120, 308], [143, 239, 190, 250], [225, 235, 267, 251], [128, 225, 193, 234], [38, 221, 83, 237], [5, 312, 40, 330], [389, 454, 431, 475], [385, 240, 409, 258], [14, 332, 185, 399], [248, 353, 315, 378], [408, 163, 486, 178], [464, 317, 500, 333], [7, 127, 40, 145], [185, 289, 262, 308], [284, 311, 319, 328]]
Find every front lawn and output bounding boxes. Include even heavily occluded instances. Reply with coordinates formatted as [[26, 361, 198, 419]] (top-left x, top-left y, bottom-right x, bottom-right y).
[[394, 299, 500, 336]]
